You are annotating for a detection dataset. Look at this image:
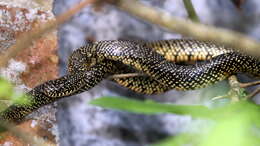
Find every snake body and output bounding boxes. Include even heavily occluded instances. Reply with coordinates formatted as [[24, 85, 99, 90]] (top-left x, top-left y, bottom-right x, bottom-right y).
[[1, 39, 260, 123], [112, 39, 233, 93]]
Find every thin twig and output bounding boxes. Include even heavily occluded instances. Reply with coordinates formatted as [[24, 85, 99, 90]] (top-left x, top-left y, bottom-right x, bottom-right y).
[[227, 76, 260, 100], [182, 0, 199, 22], [240, 80, 260, 88], [227, 75, 241, 102], [0, 0, 96, 67], [110, 0, 260, 57], [245, 87, 260, 100]]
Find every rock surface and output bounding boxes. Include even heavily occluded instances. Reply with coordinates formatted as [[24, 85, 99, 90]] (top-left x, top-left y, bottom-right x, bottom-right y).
[[0, 1, 58, 145]]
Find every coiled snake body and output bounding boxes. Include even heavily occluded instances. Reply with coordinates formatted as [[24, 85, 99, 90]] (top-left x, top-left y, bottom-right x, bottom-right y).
[[1, 39, 260, 123]]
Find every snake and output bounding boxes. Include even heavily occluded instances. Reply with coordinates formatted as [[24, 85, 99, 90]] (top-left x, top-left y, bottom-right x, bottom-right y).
[[0, 39, 259, 123]]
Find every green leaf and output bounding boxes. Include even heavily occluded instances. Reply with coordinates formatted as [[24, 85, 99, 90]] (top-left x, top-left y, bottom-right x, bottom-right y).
[[90, 97, 215, 118], [154, 133, 200, 146], [201, 117, 251, 146], [91, 97, 260, 146], [0, 78, 13, 100], [0, 100, 11, 112], [154, 102, 260, 146], [12, 94, 30, 105], [0, 77, 31, 109]]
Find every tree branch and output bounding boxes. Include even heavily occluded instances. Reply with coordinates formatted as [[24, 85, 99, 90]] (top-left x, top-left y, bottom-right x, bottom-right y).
[[109, 0, 260, 57], [240, 80, 260, 88], [0, 0, 96, 67], [246, 87, 260, 100]]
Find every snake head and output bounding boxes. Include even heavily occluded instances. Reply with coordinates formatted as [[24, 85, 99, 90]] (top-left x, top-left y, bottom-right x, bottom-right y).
[[67, 42, 104, 73]]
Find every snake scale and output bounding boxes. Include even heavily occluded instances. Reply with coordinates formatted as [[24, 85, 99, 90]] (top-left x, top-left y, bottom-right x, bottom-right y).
[[1, 39, 260, 123]]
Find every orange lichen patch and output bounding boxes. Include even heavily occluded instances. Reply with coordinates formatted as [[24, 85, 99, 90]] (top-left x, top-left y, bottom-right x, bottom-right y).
[[0, 4, 53, 53], [0, 120, 55, 146], [0, 5, 52, 32], [0, 133, 25, 146], [0, 4, 58, 88], [0, 120, 56, 145], [0, 3, 58, 146], [17, 33, 58, 88]]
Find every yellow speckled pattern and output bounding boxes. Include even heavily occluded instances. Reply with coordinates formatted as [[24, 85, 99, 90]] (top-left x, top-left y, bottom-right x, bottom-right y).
[[106, 40, 253, 94], [1, 39, 259, 123], [145, 39, 232, 62]]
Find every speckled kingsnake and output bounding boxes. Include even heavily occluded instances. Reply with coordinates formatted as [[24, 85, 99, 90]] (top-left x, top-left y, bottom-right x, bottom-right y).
[[1, 39, 260, 123]]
